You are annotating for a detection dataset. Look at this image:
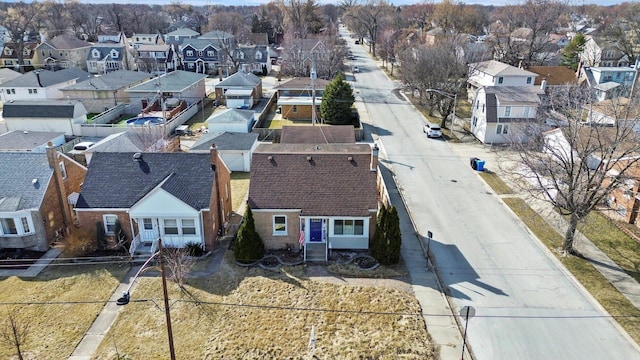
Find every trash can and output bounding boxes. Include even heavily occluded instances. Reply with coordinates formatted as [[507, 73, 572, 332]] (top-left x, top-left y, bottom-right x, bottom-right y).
[[470, 157, 478, 170], [476, 159, 485, 172]]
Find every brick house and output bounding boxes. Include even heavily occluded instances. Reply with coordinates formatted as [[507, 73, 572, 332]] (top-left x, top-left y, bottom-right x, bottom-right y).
[[274, 77, 329, 121], [74, 147, 231, 254], [248, 142, 381, 262], [0, 146, 86, 251]]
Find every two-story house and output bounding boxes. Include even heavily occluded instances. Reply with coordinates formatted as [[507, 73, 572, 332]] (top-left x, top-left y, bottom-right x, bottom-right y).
[[179, 39, 229, 75], [165, 28, 200, 46], [470, 85, 545, 144], [0, 68, 90, 103], [581, 36, 629, 68], [86, 44, 135, 74], [135, 44, 178, 75], [467, 60, 539, 101], [36, 34, 93, 71], [130, 33, 164, 49], [237, 33, 271, 74], [579, 66, 637, 101], [0, 42, 38, 71]]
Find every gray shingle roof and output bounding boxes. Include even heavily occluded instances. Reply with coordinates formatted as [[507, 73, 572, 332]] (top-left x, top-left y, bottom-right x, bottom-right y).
[[76, 152, 214, 210], [2, 101, 83, 118], [472, 60, 537, 77], [216, 71, 261, 87], [125, 70, 207, 93], [1, 68, 91, 88], [248, 143, 378, 216], [0, 152, 53, 211], [181, 38, 223, 50], [62, 70, 151, 91], [206, 108, 254, 124], [274, 77, 329, 90], [86, 132, 148, 153], [167, 28, 200, 37], [280, 125, 355, 144], [190, 131, 258, 151], [0, 131, 65, 151], [46, 34, 92, 49], [86, 45, 125, 61]]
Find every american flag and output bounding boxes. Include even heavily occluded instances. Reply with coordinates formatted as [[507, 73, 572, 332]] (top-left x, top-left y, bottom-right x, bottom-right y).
[[298, 230, 305, 245]]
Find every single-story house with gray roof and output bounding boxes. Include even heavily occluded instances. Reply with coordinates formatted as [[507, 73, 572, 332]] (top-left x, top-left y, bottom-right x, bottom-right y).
[[206, 108, 255, 133], [75, 149, 232, 253], [2, 100, 88, 136], [61, 70, 151, 113], [125, 70, 207, 114], [214, 71, 262, 108], [0, 130, 66, 152], [189, 131, 259, 172], [0, 68, 91, 103]]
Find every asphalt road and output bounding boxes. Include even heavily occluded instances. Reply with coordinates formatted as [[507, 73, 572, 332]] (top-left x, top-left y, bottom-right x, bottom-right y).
[[342, 28, 640, 359]]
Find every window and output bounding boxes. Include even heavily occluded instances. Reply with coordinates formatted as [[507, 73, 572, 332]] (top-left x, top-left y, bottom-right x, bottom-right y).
[[188, 63, 194, 69], [504, 106, 511, 117], [334, 219, 364, 236], [186, 50, 194, 57], [472, 117, 477, 126], [4, 48, 11, 55], [0, 218, 17, 235], [526, 77, 532, 84], [143, 218, 153, 230], [482, 104, 485, 113], [273, 216, 287, 235], [28, 89, 38, 94], [523, 107, 530, 118], [164, 219, 179, 235], [198, 50, 203, 57], [207, 50, 215, 57], [496, 124, 509, 135], [239, 51, 245, 60], [292, 105, 298, 113], [104, 215, 117, 234], [498, 77, 504, 84], [476, 101, 479, 109], [59, 161, 67, 179], [21, 217, 30, 233], [255, 51, 262, 60], [182, 219, 196, 235]]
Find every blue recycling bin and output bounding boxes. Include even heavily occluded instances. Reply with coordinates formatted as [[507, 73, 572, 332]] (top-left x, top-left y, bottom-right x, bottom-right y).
[[476, 159, 485, 171]]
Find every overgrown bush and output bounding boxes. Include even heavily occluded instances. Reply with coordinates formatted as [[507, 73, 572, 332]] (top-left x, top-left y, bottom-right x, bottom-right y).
[[63, 227, 96, 257], [234, 206, 265, 264], [113, 219, 129, 251], [184, 242, 205, 257]]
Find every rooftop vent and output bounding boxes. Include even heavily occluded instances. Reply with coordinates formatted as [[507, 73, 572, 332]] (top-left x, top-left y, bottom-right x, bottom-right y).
[[306, 156, 312, 161], [347, 156, 353, 161], [268, 156, 273, 161], [32, 178, 38, 185], [133, 153, 143, 162]]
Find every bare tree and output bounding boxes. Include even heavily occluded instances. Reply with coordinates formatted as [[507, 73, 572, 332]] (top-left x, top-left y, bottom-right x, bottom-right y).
[[377, 28, 399, 74], [507, 87, 640, 255], [163, 247, 196, 289], [345, 0, 393, 57], [67, 3, 101, 42], [278, 0, 323, 39], [0, 2, 42, 72], [0, 310, 31, 360], [41, 0, 69, 38]]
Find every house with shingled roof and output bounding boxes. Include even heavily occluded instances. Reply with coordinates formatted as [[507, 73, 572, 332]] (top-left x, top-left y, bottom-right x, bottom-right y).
[[214, 71, 262, 108], [74, 149, 231, 254], [61, 70, 151, 113], [237, 33, 271, 74], [206, 108, 255, 133], [36, 34, 93, 70], [0, 68, 90, 103], [2, 100, 88, 136], [274, 77, 330, 121], [86, 44, 136, 74], [135, 44, 179, 75], [0, 130, 65, 152], [467, 60, 538, 101], [470, 86, 544, 144], [0, 146, 86, 251], [248, 142, 381, 262], [165, 28, 200, 46], [0, 42, 38, 71], [280, 125, 355, 144]]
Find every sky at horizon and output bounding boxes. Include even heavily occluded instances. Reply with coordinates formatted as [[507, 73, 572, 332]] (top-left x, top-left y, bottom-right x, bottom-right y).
[[4, 0, 628, 6]]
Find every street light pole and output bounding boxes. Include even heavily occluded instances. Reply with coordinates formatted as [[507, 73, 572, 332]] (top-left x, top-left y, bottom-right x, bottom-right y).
[[158, 238, 177, 360]]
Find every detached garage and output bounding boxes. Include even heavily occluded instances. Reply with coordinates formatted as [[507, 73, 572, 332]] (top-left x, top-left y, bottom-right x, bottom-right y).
[[189, 131, 258, 172], [206, 108, 255, 133]]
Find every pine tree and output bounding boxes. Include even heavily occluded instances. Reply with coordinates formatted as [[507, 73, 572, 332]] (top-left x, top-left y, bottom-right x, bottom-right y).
[[371, 204, 388, 261], [320, 73, 355, 125], [560, 33, 586, 71], [382, 206, 402, 265], [234, 206, 265, 264]]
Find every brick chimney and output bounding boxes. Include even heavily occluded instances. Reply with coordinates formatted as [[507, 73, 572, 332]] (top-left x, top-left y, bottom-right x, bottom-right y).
[[370, 143, 379, 172]]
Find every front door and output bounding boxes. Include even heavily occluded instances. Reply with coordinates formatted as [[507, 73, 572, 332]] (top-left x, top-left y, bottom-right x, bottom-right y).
[[141, 218, 159, 243], [309, 218, 323, 242]]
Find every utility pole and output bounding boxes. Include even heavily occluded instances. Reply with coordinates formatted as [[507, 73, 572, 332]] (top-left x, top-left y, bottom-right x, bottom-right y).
[[158, 238, 176, 360], [311, 52, 317, 126]]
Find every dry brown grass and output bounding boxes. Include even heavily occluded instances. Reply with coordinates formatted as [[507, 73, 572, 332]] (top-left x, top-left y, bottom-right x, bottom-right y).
[[478, 170, 513, 195], [230, 172, 250, 212], [93, 253, 437, 360], [0, 263, 129, 359]]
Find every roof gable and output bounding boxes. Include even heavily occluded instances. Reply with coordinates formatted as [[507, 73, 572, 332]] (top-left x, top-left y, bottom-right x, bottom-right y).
[[76, 152, 214, 210], [216, 71, 261, 87]]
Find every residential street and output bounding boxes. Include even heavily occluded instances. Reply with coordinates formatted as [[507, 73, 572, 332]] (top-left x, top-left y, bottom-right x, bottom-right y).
[[343, 30, 640, 359]]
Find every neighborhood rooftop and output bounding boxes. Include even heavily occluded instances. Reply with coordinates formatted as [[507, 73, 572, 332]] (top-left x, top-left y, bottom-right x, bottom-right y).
[[0, 152, 53, 211]]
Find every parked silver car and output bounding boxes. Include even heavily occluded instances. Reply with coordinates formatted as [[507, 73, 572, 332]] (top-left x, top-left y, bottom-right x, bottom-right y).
[[423, 122, 442, 138]]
